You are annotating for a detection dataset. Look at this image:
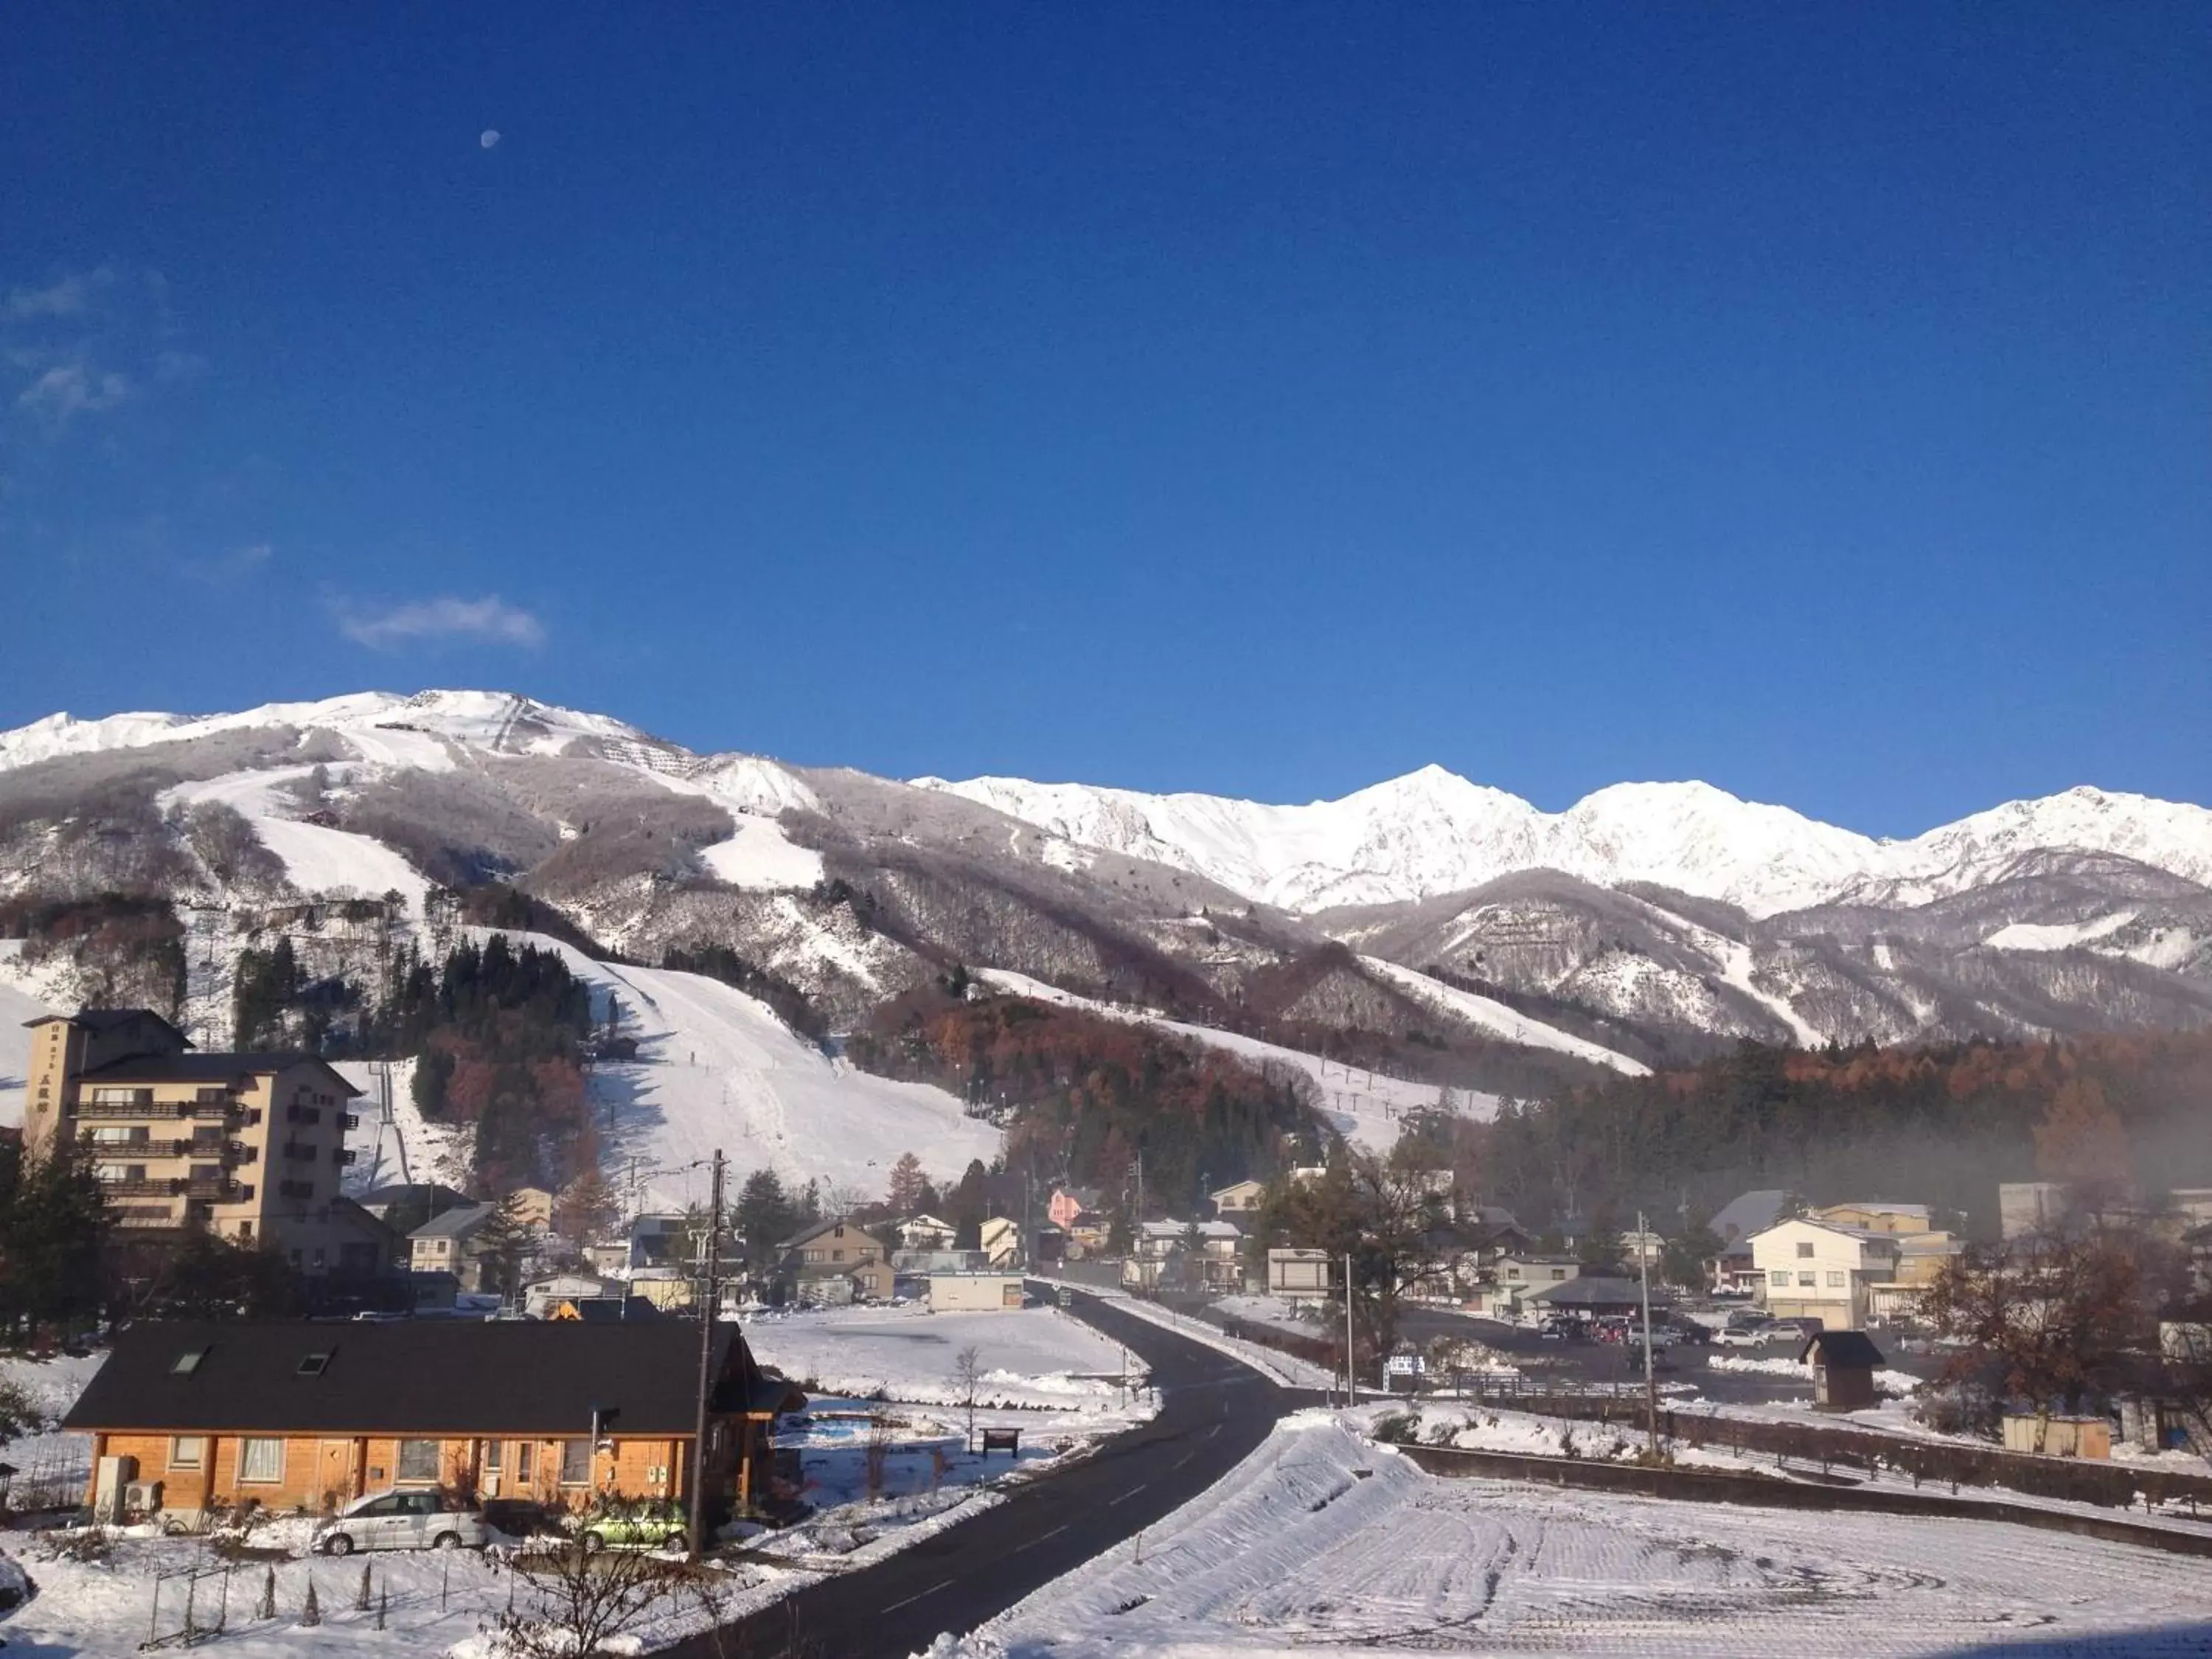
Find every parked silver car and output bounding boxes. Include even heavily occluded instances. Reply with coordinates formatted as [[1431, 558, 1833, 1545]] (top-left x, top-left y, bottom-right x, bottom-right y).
[[315, 1489, 490, 1554]]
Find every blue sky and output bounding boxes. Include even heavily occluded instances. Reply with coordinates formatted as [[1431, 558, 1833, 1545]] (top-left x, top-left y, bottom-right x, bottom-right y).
[[3, 4, 2204, 835]]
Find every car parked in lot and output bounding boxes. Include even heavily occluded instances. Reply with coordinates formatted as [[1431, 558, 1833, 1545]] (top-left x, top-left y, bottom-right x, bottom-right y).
[[570, 1498, 688, 1553], [1711, 1321, 1773, 1349], [315, 1489, 490, 1554]]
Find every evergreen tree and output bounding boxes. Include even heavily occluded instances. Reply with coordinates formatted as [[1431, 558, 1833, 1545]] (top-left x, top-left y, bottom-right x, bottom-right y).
[[734, 1170, 798, 1273], [0, 1141, 111, 1332], [471, 1194, 535, 1300], [885, 1152, 928, 1214]]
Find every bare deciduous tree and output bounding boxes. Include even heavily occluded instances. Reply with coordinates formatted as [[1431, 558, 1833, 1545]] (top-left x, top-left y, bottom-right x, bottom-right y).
[[950, 1344, 984, 1455]]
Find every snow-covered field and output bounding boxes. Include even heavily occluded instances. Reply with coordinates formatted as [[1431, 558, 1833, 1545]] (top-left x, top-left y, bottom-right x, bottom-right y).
[[743, 1304, 1151, 1416], [0, 1348, 105, 1511], [1359, 955, 1651, 1076], [937, 1410, 2212, 1658], [978, 969, 1494, 1150], [0, 961, 51, 1128]]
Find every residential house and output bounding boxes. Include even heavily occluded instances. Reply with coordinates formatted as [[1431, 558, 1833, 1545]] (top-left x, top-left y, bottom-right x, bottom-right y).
[[1865, 1230, 1965, 1318], [978, 1214, 1021, 1268], [20, 1007, 365, 1259], [1707, 1189, 1792, 1293], [506, 1186, 555, 1231], [355, 1183, 476, 1238], [897, 1214, 957, 1251], [1800, 1329, 1885, 1412], [1749, 1217, 1903, 1329], [1618, 1226, 1666, 1267], [1815, 1201, 1933, 1235], [1209, 1180, 1267, 1217], [778, 1219, 894, 1305], [1123, 1220, 1243, 1293], [1046, 1186, 1102, 1231], [63, 1319, 802, 1523], [408, 1203, 501, 1292], [1470, 1255, 1579, 1320]]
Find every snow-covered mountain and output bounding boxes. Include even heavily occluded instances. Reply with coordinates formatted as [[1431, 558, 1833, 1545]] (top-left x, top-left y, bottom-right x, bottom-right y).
[[914, 768, 2212, 919], [1, 688, 2207, 1100]]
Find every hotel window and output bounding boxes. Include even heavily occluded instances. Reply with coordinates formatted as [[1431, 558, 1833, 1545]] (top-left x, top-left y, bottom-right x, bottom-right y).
[[239, 1438, 285, 1484], [396, 1440, 441, 1483], [170, 1436, 205, 1470]]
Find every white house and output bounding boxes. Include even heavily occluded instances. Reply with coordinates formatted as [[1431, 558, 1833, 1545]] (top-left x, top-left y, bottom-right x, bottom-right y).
[[1749, 1217, 1902, 1329], [897, 1214, 957, 1251], [1471, 1255, 1579, 1319], [1210, 1179, 1267, 1217], [1124, 1220, 1243, 1292]]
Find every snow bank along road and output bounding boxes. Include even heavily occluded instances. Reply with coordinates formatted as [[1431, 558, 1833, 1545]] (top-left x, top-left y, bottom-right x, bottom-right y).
[[661, 1284, 1295, 1659]]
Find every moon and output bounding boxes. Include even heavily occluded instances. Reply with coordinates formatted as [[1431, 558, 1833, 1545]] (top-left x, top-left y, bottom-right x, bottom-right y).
[[479, 129, 501, 150]]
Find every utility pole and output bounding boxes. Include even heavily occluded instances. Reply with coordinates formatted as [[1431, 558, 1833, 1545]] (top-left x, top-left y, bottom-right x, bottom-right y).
[[1637, 1208, 1658, 1458], [1343, 1249, 1356, 1404], [687, 1150, 726, 1562]]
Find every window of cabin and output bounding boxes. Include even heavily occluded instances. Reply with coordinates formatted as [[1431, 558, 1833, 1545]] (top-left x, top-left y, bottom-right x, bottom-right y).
[[515, 1442, 535, 1482], [170, 1436, 205, 1470], [239, 1438, 285, 1483], [484, 1440, 503, 1473], [559, 1439, 591, 1486], [396, 1439, 441, 1483]]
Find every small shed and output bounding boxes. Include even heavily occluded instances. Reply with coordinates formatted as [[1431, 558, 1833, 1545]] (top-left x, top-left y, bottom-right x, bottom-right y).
[[1798, 1329, 1885, 1412], [928, 1271, 1026, 1312]]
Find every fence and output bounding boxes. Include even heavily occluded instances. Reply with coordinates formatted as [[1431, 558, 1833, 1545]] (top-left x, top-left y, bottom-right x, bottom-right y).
[[143, 1560, 235, 1649], [1449, 1378, 2212, 1514]]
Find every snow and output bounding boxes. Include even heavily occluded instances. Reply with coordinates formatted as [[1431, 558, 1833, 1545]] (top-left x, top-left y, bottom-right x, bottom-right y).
[[743, 1304, 1152, 1419], [160, 768, 431, 913], [0, 690, 659, 776], [478, 931, 999, 1203], [0, 968, 56, 1129], [0, 1348, 105, 1512], [915, 768, 2212, 919], [975, 970, 1495, 1150], [1357, 956, 1651, 1075], [1043, 1281, 1338, 1392], [933, 1411, 2212, 1658], [695, 815, 825, 891], [1983, 910, 2140, 952]]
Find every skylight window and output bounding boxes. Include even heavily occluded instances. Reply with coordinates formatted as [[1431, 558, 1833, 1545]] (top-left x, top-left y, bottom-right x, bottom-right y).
[[172, 1348, 209, 1374], [297, 1353, 332, 1377]]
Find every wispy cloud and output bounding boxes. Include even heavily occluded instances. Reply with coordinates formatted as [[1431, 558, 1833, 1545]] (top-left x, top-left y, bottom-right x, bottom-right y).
[[18, 361, 135, 422], [184, 542, 274, 583], [4, 267, 113, 321], [335, 594, 547, 650]]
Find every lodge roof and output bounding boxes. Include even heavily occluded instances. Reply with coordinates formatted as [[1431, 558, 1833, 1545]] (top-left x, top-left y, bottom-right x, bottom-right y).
[[24, 1008, 192, 1044], [63, 1320, 800, 1437]]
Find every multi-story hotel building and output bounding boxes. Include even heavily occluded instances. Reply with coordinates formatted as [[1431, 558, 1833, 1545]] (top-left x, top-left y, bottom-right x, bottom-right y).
[[20, 1008, 375, 1267]]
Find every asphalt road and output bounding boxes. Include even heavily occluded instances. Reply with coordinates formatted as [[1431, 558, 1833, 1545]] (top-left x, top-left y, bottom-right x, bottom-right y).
[[670, 1285, 1293, 1659]]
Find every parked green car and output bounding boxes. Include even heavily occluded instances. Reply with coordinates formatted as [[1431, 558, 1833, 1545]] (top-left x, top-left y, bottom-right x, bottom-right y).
[[572, 1498, 687, 1553]]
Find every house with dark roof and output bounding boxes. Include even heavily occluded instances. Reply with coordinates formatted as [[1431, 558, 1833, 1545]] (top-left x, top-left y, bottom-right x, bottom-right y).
[[777, 1218, 894, 1304], [21, 1007, 366, 1265], [62, 1318, 803, 1523]]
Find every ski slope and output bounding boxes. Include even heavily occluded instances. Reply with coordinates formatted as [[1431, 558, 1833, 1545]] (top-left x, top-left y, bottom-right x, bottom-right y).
[[1359, 955, 1651, 1075], [483, 932, 1001, 1203], [160, 768, 432, 912], [977, 968, 1497, 1150], [0, 965, 56, 1129]]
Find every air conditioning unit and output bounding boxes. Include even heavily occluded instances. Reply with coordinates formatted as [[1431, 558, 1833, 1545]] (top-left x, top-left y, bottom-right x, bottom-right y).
[[123, 1479, 164, 1514], [94, 1454, 139, 1520]]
